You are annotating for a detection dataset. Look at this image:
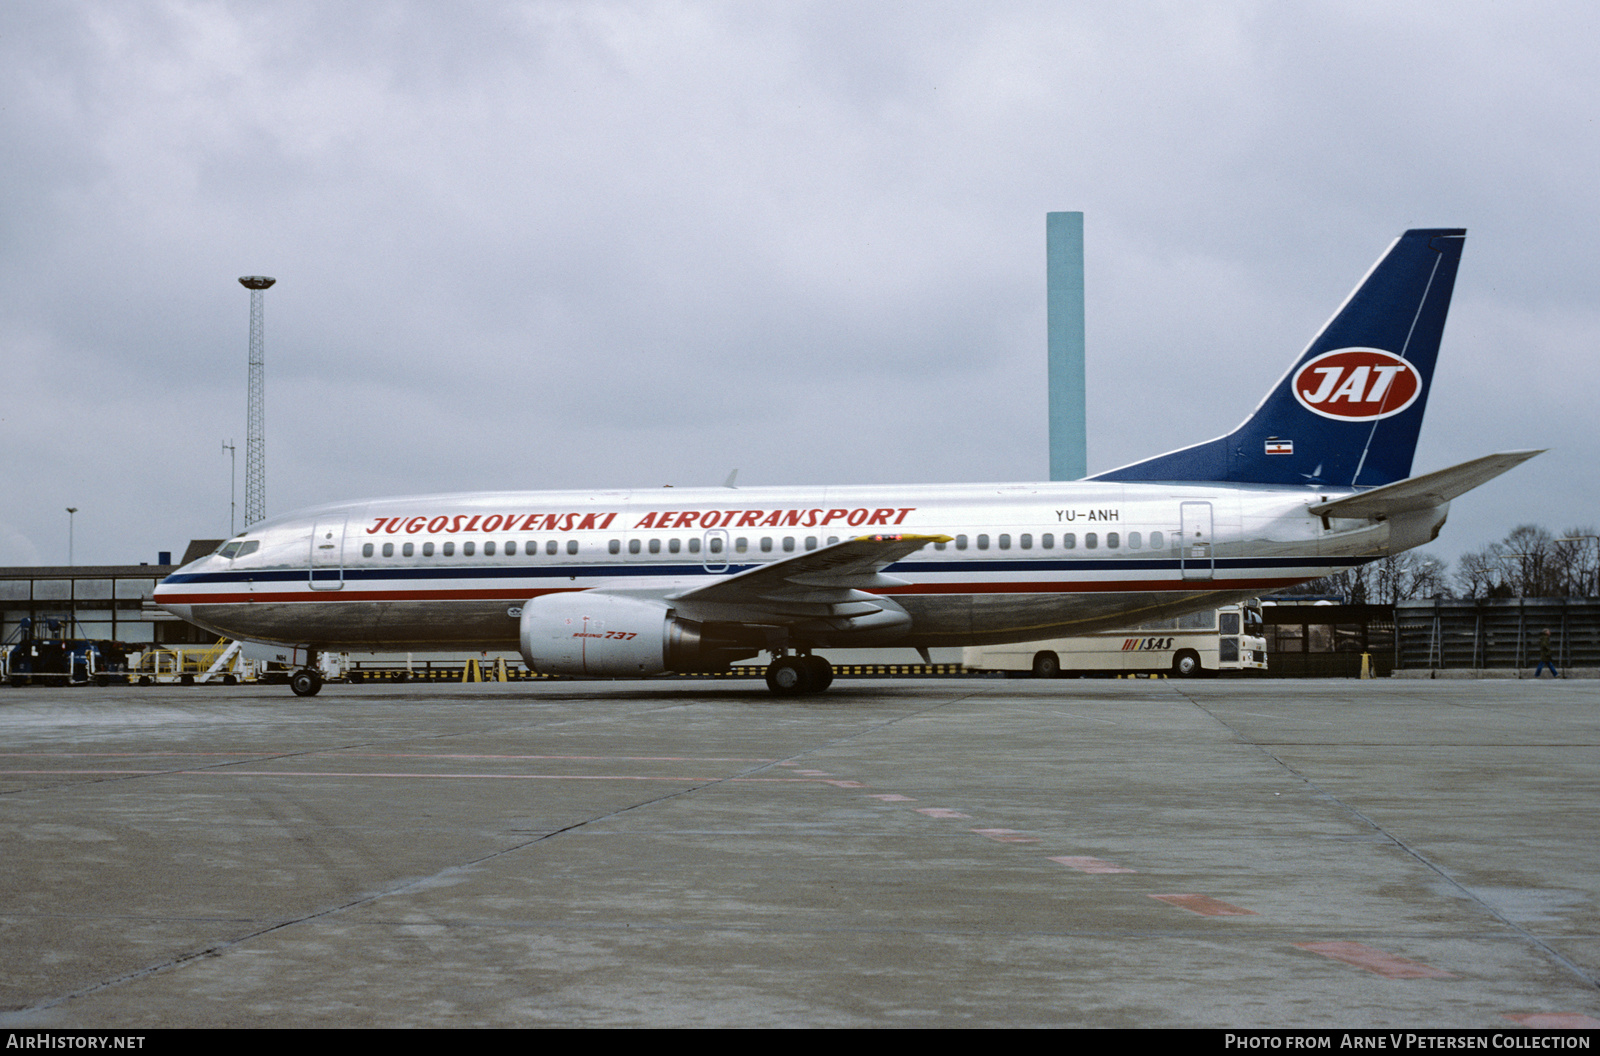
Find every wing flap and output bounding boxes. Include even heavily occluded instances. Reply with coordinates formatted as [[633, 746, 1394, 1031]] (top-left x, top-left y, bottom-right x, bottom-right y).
[[667, 534, 949, 613]]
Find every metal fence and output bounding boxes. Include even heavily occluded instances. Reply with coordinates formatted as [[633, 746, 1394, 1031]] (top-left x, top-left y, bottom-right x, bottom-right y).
[[1394, 598, 1600, 672]]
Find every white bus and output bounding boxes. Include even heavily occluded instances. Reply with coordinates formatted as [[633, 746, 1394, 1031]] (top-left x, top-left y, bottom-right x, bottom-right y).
[[963, 602, 1267, 678]]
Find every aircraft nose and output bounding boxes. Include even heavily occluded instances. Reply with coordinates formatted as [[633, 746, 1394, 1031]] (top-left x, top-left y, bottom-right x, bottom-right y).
[[153, 578, 192, 622]]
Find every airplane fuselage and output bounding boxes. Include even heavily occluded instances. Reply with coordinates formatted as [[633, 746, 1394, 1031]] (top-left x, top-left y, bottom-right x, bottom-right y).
[[152, 228, 1529, 697], [155, 480, 1407, 654]]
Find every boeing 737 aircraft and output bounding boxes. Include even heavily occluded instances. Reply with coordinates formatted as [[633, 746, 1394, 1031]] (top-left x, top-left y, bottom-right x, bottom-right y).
[[156, 228, 1539, 696]]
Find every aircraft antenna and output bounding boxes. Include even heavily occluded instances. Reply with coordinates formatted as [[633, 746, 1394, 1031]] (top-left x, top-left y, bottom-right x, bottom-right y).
[[239, 276, 276, 526]]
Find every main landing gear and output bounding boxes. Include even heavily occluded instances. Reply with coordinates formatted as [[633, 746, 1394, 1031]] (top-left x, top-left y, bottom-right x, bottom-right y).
[[764, 653, 834, 696]]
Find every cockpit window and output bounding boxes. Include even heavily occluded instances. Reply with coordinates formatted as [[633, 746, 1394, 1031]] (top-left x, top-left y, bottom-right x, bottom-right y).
[[219, 540, 259, 560]]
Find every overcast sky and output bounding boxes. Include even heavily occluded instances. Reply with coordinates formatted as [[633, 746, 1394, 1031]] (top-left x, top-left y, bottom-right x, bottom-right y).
[[3, 1, 1595, 569]]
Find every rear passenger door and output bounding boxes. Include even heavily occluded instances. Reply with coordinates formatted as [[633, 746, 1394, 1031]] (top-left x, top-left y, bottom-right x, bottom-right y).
[[1179, 502, 1213, 581]]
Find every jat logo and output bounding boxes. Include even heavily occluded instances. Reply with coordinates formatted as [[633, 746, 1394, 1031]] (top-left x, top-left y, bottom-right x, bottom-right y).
[[1291, 348, 1422, 421]]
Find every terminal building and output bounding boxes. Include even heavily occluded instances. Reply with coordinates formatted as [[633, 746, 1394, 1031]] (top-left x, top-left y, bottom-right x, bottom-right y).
[[0, 542, 220, 651]]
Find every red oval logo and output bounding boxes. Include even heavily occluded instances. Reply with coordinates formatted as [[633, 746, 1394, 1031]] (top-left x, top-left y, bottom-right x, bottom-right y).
[[1291, 348, 1421, 421]]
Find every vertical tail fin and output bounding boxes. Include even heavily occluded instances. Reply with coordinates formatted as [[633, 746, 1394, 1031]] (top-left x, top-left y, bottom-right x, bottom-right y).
[[1092, 229, 1465, 488]]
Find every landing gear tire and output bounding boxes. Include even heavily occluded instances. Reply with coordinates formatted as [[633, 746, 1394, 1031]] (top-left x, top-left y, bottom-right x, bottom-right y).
[[290, 668, 324, 697], [1172, 650, 1203, 678], [765, 656, 813, 696], [802, 655, 833, 692], [1031, 652, 1061, 679]]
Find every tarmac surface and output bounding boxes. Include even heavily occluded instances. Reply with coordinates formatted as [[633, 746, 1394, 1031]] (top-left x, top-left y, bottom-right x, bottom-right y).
[[0, 676, 1596, 1029]]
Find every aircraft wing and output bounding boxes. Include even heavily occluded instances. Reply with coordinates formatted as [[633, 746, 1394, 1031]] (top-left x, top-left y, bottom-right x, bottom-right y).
[[1308, 450, 1545, 519], [665, 533, 951, 619]]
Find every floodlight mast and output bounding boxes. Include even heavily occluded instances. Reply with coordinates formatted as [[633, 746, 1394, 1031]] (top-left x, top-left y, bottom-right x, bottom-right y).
[[239, 276, 275, 528]]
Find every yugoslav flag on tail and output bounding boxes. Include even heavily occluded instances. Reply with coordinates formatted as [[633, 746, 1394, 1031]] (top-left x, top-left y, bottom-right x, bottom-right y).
[[1093, 228, 1466, 488]]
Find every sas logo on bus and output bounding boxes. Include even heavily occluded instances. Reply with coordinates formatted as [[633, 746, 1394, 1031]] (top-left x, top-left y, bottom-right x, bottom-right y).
[[1122, 637, 1175, 652], [1291, 348, 1422, 422]]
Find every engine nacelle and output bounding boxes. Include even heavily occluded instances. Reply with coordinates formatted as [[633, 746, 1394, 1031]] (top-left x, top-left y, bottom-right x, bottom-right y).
[[519, 593, 707, 677]]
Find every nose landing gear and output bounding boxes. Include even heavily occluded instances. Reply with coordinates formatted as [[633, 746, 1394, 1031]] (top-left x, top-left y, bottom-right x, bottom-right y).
[[289, 667, 323, 697], [289, 648, 324, 696]]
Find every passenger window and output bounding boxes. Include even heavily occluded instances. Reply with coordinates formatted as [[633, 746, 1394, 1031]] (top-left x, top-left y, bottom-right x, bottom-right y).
[[628, 539, 640, 554], [1107, 532, 1119, 549], [1062, 533, 1076, 549], [484, 541, 496, 556], [956, 534, 968, 550], [668, 538, 681, 553], [783, 537, 795, 552], [609, 540, 620, 554], [423, 542, 434, 557], [709, 538, 723, 553], [688, 538, 701, 554], [648, 539, 661, 554], [362, 543, 374, 558], [382, 543, 394, 557], [998, 534, 1011, 550], [1129, 532, 1142, 550], [443, 542, 455, 557], [735, 538, 748, 553], [1151, 531, 1164, 550], [1086, 532, 1098, 549], [760, 537, 772, 553], [806, 537, 818, 550], [1042, 533, 1054, 549], [977, 534, 990, 550], [1020, 534, 1032, 550], [463, 542, 475, 556], [506, 541, 517, 556], [402, 542, 414, 557], [566, 540, 578, 555], [828, 536, 840, 546]]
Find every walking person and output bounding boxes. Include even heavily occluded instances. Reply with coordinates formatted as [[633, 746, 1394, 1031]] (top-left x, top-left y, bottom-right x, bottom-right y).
[[1532, 628, 1559, 678]]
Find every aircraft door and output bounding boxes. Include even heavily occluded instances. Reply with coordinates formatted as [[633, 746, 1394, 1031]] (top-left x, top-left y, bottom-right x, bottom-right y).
[[309, 516, 348, 591], [1179, 501, 1214, 581], [702, 530, 729, 573]]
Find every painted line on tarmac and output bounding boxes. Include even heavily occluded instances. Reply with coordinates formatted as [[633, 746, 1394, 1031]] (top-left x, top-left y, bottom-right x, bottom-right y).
[[971, 827, 1041, 844], [1294, 941, 1455, 978], [1049, 855, 1135, 874], [0, 767, 862, 785], [1150, 893, 1256, 916]]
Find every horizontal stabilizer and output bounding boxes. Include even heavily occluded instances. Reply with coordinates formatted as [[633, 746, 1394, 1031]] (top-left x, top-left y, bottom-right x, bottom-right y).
[[1307, 450, 1544, 519]]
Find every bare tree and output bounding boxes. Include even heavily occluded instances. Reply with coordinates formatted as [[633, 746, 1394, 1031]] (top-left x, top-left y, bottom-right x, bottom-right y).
[[1500, 524, 1565, 597], [1555, 526, 1600, 597], [1285, 550, 1446, 604], [1453, 544, 1504, 599], [1373, 550, 1449, 604]]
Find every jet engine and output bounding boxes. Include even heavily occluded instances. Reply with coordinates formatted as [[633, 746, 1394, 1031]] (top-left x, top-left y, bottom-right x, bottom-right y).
[[519, 592, 733, 676]]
